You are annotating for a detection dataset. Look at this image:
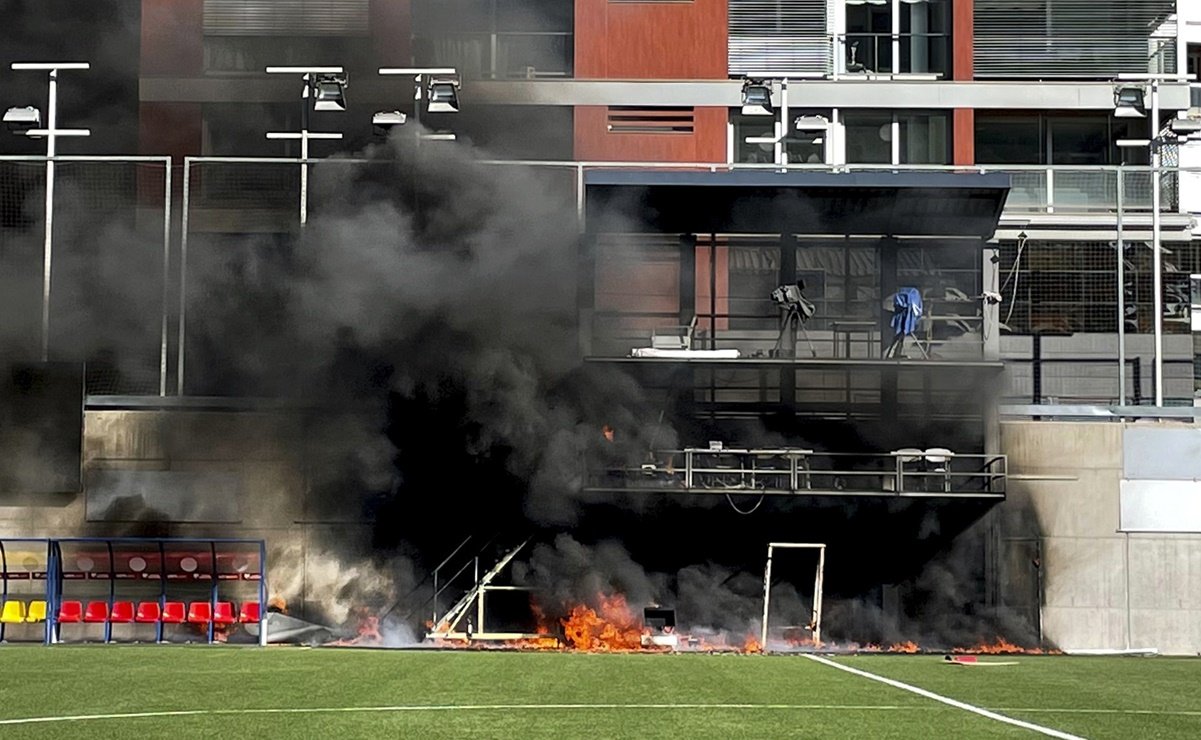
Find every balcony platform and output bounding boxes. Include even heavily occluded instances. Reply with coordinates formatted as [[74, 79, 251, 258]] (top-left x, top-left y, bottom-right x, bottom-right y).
[[585, 355, 1004, 371], [586, 448, 1007, 500]]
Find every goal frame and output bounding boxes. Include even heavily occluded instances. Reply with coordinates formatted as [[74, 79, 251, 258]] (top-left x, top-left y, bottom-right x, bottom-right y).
[[760, 542, 826, 650]]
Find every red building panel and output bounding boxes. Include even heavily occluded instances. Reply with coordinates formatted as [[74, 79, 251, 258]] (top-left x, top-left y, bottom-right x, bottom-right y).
[[574, 0, 728, 80], [574, 106, 726, 163], [952, 0, 973, 81], [371, 0, 412, 67], [140, 0, 204, 77]]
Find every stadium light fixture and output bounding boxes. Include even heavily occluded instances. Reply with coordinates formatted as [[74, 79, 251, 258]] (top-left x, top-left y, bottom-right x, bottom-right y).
[[741, 80, 774, 116], [1113, 86, 1146, 119], [378, 67, 461, 143], [8, 61, 91, 362]]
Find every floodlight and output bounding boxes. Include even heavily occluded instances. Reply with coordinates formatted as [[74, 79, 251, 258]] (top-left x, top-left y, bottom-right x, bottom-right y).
[[741, 80, 773, 116], [3, 105, 41, 132], [313, 74, 347, 112], [1168, 118, 1201, 136], [1113, 86, 1146, 118], [372, 110, 407, 132], [427, 79, 460, 113]]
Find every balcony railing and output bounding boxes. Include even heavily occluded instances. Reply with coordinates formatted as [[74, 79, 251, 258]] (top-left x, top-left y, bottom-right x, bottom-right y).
[[587, 448, 1007, 498]]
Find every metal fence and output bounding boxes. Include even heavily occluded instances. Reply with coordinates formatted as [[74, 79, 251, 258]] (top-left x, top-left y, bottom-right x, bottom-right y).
[[0, 156, 171, 396]]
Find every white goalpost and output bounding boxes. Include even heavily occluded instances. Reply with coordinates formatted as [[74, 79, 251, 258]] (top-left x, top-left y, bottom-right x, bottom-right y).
[[760, 542, 826, 650]]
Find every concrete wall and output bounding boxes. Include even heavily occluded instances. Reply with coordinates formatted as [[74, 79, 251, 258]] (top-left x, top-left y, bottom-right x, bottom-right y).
[[1001, 420, 1201, 654], [0, 408, 376, 623]]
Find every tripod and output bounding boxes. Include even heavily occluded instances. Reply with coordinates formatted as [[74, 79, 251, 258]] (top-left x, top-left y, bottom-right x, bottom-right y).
[[773, 304, 818, 358]]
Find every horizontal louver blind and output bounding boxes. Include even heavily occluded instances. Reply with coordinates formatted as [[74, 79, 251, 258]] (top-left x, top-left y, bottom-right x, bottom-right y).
[[204, 0, 370, 36], [729, 0, 831, 76], [975, 0, 1177, 78], [607, 107, 696, 133]]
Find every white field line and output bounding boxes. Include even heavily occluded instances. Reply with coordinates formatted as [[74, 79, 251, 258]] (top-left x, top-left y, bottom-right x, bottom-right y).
[[0, 704, 924, 726], [802, 654, 1085, 740], [0, 702, 1197, 727]]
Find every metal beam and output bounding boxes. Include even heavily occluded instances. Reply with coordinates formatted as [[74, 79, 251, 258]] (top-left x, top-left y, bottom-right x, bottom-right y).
[[138, 77, 1195, 111]]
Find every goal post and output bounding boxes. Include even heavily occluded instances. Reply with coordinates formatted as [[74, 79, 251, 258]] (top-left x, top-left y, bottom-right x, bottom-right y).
[[760, 542, 826, 650]]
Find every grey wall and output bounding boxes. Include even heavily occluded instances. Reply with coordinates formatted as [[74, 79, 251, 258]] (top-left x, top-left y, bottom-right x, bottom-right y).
[[1001, 420, 1201, 654]]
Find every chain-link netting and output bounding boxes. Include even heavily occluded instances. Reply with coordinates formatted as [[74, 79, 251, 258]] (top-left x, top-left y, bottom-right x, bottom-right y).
[[0, 158, 169, 395]]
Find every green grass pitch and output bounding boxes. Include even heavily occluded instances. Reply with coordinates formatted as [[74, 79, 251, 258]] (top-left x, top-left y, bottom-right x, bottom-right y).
[[0, 647, 1197, 738]]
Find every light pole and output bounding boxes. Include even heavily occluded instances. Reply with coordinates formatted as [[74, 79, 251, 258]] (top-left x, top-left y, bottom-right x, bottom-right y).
[[265, 66, 346, 227], [6, 62, 90, 362], [1115, 73, 1194, 405], [377, 67, 460, 143]]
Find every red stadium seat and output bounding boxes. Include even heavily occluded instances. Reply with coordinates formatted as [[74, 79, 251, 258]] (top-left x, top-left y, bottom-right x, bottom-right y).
[[213, 601, 236, 625], [161, 601, 186, 624], [239, 601, 262, 624], [187, 601, 212, 624], [83, 601, 109, 623], [110, 601, 134, 623], [135, 602, 161, 623], [57, 600, 83, 623]]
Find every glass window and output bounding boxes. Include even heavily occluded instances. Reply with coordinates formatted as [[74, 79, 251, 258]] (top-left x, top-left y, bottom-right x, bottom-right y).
[[899, 113, 949, 164], [1050, 117, 1109, 166], [731, 112, 777, 164], [899, 0, 950, 75], [844, 111, 893, 164], [845, 2, 891, 74], [975, 116, 1043, 164]]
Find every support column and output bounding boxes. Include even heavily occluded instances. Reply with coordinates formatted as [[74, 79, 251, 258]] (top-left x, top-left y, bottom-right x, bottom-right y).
[[679, 234, 697, 326], [779, 233, 797, 411], [982, 240, 1002, 455], [578, 231, 597, 358], [880, 238, 899, 425]]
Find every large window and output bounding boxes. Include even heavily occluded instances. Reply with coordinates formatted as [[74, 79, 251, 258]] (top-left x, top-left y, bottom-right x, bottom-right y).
[[844, 111, 949, 164], [975, 114, 1150, 165], [845, 0, 949, 76], [731, 111, 829, 165], [413, 0, 573, 79]]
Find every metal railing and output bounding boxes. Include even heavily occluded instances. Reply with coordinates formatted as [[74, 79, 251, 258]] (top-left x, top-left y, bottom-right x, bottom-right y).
[[588, 448, 1006, 498]]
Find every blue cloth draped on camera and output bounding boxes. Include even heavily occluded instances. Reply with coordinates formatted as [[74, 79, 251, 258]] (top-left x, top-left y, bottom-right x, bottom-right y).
[[890, 288, 923, 339]]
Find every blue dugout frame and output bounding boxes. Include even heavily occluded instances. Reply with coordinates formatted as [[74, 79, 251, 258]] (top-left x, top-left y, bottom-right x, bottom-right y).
[[0, 537, 266, 646]]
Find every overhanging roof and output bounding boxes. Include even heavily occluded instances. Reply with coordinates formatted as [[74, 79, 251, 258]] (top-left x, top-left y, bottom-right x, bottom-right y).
[[584, 170, 1011, 239]]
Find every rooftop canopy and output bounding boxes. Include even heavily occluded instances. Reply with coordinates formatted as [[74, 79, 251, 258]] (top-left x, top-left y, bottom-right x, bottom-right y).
[[583, 170, 1010, 240]]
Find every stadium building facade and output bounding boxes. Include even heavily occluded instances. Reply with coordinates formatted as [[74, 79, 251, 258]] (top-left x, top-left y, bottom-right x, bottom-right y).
[[2, 1, 1200, 652]]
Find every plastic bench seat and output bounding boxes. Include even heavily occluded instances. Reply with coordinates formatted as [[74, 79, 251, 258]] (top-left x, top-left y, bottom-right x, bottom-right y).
[[0, 601, 25, 624], [187, 601, 212, 624], [239, 601, 262, 624], [212, 601, 236, 625], [110, 601, 135, 623], [161, 602, 185, 624], [57, 600, 83, 623], [135, 602, 161, 623], [83, 601, 110, 623], [25, 600, 47, 623]]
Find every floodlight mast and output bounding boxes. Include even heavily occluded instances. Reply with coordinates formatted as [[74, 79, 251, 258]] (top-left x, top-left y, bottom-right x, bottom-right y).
[[1116, 73, 1190, 405], [265, 66, 345, 227], [378, 67, 460, 145], [9, 62, 91, 362]]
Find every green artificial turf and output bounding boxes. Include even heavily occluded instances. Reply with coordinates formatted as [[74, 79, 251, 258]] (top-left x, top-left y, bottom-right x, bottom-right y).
[[0, 646, 1196, 739]]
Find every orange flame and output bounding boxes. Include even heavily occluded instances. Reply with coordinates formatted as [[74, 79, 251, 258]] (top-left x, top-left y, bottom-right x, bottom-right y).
[[560, 594, 650, 652], [888, 640, 920, 653], [742, 635, 763, 654]]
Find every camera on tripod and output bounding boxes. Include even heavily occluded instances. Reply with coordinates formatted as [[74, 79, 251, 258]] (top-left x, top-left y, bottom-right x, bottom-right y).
[[770, 280, 817, 357]]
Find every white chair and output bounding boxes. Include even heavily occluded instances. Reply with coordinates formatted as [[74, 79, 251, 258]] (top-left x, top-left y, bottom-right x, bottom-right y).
[[924, 448, 954, 492], [890, 448, 924, 492]]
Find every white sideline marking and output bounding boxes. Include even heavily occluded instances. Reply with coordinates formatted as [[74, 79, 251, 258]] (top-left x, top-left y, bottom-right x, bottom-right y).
[[803, 654, 1085, 740], [0, 702, 1196, 727], [0, 704, 920, 726]]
